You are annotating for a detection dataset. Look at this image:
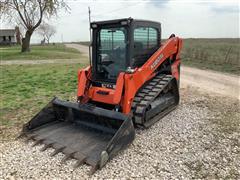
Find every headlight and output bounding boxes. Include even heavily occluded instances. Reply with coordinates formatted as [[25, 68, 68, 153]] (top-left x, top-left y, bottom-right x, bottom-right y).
[[91, 24, 97, 28]]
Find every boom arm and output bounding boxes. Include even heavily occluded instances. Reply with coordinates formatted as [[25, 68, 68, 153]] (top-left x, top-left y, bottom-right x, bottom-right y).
[[122, 36, 182, 113]]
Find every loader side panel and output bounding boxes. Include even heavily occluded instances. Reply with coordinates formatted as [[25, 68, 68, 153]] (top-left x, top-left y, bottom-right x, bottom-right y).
[[122, 37, 182, 114]]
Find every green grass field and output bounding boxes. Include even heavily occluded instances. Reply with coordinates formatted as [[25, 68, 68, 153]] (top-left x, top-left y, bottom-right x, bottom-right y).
[[0, 63, 86, 135], [0, 44, 81, 60]]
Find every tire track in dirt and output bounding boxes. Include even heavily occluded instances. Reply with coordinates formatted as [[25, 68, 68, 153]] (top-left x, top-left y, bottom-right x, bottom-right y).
[[181, 66, 240, 100]]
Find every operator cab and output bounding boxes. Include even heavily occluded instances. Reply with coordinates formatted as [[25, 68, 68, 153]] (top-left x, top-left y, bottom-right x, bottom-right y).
[[91, 18, 161, 84]]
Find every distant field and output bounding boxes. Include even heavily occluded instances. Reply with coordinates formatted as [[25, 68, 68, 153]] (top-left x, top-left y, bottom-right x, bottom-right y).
[[182, 38, 240, 75], [73, 41, 90, 46], [78, 38, 240, 75], [0, 44, 81, 60]]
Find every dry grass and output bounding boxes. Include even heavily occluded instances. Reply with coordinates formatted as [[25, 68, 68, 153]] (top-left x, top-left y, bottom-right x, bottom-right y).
[[181, 38, 240, 74]]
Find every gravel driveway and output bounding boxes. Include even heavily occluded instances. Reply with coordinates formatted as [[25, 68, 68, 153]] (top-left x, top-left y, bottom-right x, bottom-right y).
[[1, 87, 239, 179]]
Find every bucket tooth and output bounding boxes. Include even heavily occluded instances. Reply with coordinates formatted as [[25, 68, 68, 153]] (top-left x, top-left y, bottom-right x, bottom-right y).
[[32, 139, 44, 147], [16, 132, 25, 139], [89, 165, 98, 175], [50, 147, 65, 157], [73, 157, 86, 169], [24, 134, 37, 143], [40, 143, 53, 152], [60, 152, 75, 164]]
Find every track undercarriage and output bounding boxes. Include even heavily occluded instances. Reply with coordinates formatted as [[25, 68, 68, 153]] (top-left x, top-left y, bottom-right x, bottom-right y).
[[132, 74, 179, 128]]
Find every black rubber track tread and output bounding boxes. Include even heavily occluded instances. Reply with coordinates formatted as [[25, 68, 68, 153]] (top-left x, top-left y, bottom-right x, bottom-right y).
[[136, 93, 146, 97], [145, 85, 154, 90], [131, 74, 177, 127], [141, 89, 150, 93]]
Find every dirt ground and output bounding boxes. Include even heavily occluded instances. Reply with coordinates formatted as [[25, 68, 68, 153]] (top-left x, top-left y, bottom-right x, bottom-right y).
[[181, 66, 240, 100]]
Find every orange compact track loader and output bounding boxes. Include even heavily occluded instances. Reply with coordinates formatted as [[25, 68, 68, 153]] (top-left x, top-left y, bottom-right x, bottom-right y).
[[20, 18, 182, 173]]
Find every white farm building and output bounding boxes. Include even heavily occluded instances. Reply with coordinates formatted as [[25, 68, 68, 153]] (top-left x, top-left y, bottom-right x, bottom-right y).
[[0, 29, 17, 45]]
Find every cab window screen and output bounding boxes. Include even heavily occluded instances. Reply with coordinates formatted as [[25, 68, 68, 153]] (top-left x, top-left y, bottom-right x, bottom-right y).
[[100, 29, 126, 50], [133, 27, 158, 67], [96, 27, 127, 80], [134, 27, 158, 49]]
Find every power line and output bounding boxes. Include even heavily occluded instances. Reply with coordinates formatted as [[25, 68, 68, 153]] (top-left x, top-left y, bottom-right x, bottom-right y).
[[59, 1, 146, 19], [91, 1, 145, 18]]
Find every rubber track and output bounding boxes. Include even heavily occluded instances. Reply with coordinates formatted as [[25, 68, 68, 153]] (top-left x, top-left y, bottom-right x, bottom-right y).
[[131, 74, 174, 126]]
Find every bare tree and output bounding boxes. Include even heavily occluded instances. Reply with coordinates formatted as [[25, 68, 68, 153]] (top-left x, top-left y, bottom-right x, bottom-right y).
[[38, 23, 56, 44], [0, 0, 68, 52], [15, 26, 22, 44]]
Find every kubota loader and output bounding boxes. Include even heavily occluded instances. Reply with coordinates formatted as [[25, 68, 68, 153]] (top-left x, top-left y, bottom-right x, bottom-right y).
[[19, 18, 182, 173]]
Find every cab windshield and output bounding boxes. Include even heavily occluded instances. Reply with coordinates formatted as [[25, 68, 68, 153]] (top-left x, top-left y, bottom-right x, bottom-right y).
[[96, 27, 127, 80]]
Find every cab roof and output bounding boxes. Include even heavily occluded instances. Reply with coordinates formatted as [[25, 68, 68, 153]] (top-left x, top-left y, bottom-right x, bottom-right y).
[[91, 18, 161, 30]]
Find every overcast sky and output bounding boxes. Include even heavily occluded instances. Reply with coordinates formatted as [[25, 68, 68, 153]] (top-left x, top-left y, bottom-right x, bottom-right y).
[[2, 0, 239, 43]]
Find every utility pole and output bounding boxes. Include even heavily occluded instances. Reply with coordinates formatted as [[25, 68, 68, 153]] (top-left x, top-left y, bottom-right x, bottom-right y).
[[88, 6, 92, 41], [88, 6, 92, 65]]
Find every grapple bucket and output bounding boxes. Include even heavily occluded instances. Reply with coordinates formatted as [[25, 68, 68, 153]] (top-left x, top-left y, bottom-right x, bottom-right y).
[[20, 97, 135, 173]]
